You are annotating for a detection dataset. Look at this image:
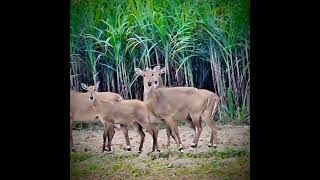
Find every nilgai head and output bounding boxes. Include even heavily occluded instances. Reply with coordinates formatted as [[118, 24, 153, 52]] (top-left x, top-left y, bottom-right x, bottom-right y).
[[135, 66, 166, 89], [81, 81, 100, 101], [135, 67, 153, 87], [147, 66, 166, 88]]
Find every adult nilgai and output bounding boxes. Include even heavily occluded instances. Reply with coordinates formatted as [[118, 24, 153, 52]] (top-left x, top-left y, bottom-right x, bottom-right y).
[[136, 67, 209, 151], [85, 81, 161, 153], [150, 66, 220, 148], [70, 83, 134, 151]]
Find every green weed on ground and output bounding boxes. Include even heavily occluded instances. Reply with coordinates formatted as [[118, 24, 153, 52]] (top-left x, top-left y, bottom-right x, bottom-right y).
[[71, 148, 249, 179]]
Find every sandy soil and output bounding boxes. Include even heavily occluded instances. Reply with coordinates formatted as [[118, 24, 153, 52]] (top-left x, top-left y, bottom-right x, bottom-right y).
[[72, 124, 250, 154]]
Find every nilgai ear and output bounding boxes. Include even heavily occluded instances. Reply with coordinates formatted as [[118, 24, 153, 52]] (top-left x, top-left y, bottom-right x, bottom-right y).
[[81, 83, 88, 91], [94, 81, 100, 91], [160, 67, 166, 74], [135, 68, 144, 76], [153, 66, 161, 71]]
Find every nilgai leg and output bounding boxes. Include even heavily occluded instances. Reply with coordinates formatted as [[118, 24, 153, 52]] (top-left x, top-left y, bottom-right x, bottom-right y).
[[133, 121, 145, 152], [165, 117, 183, 151], [190, 113, 202, 148], [120, 125, 132, 151]]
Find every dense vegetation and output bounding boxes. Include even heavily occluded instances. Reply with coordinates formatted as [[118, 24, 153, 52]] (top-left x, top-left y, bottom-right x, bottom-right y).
[[70, 0, 250, 123]]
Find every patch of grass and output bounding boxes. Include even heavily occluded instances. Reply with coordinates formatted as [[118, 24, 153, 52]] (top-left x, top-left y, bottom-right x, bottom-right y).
[[128, 164, 138, 176], [181, 148, 249, 159], [73, 122, 103, 130], [88, 163, 98, 171], [71, 166, 89, 177], [235, 107, 250, 125], [111, 163, 123, 172], [148, 148, 248, 161], [71, 155, 128, 178], [176, 167, 193, 175], [215, 148, 248, 159], [142, 169, 151, 176], [197, 164, 212, 174], [70, 152, 94, 162], [71, 156, 103, 177], [71, 148, 249, 179], [106, 152, 140, 161], [149, 151, 171, 160], [196, 155, 250, 178]]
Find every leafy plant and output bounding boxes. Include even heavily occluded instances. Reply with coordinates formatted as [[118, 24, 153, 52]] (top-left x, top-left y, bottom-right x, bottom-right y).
[[70, 0, 250, 122]]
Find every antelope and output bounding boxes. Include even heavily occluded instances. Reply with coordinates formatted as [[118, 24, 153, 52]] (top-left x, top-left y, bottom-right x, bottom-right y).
[[70, 83, 134, 151], [135, 68, 209, 151], [84, 81, 161, 153], [147, 66, 220, 148]]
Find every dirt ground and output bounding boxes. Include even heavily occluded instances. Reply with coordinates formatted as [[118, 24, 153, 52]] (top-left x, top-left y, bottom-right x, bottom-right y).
[[72, 124, 250, 154], [71, 124, 250, 179]]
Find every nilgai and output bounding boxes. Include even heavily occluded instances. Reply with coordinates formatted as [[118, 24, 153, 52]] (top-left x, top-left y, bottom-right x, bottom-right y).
[[84, 81, 161, 153], [135, 67, 209, 151], [70, 83, 134, 151], [149, 66, 220, 148]]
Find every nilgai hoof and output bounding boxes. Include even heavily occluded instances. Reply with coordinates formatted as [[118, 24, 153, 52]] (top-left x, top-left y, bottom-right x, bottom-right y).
[[156, 149, 160, 152], [138, 150, 142, 154], [71, 147, 76, 152], [178, 144, 184, 152], [102, 147, 111, 153], [208, 143, 217, 148], [213, 144, 217, 148], [126, 146, 132, 151], [190, 143, 197, 148], [178, 147, 184, 152]]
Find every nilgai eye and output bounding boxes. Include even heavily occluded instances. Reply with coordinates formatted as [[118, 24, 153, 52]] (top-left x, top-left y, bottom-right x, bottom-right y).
[[94, 89, 96, 91], [152, 74, 154, 76], [143, 74, 146, 77]]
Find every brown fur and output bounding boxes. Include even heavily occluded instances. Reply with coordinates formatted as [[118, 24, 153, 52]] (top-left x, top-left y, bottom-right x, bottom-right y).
[[70, 83, 123, 151], [150, 66, 220, 147], [135, 67, 209, 150], [198, 89, 220, 147], [87, 84, 160, 152]]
